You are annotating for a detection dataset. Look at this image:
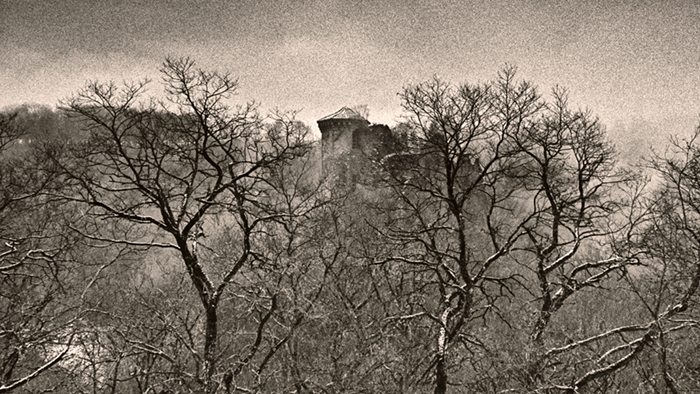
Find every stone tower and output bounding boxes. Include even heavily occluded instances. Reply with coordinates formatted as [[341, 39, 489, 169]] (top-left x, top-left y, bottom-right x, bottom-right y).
[[317, 107, 392, 179], [318, 107, 369, 165]]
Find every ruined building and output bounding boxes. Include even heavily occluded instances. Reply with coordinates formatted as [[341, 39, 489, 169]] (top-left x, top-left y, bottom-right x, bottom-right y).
[[317, 107, 393, 181]]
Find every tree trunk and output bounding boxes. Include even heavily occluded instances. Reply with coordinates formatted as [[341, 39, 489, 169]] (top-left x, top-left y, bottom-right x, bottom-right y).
[[435, 306, 450, 394], [204, 304, 218, 394], [434, 355, 447, 394]]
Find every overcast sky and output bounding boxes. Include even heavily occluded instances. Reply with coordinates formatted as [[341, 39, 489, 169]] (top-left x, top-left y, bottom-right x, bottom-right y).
[[2, 0, 699, 157]]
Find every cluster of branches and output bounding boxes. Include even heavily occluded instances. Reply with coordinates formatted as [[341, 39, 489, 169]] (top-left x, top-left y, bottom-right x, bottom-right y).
[[3, 59, 700, 394], [366, 69, 700, 393], [0, 110, 80, 393]]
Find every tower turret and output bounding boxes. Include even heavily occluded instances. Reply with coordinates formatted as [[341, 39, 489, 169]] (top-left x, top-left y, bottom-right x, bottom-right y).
[[318, 107, 369, 157], [317, 107, 393, 183], [318, 107, 368, 177]]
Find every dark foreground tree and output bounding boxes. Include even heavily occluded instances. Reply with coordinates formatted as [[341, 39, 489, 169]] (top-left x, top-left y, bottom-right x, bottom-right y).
[[371, 70, 542, 393], [53, 57, 315, 393], [369, 70, 671, 393], [614, 124, 700, 393]]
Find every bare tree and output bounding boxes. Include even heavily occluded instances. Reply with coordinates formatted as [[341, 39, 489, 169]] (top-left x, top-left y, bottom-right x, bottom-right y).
[[370, 71, 664, 393], [520, 121, 700, 392], [507, 89, 640, 387], [373, 69, 542, 393], [54, 57, 314, 393]]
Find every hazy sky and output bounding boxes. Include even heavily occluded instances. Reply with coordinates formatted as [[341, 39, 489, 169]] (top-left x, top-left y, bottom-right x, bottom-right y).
[[2, 0, 699, 156]]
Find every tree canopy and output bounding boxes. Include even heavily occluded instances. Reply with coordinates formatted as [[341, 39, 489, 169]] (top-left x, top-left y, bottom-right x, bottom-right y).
[[2, 60, 700, 394]]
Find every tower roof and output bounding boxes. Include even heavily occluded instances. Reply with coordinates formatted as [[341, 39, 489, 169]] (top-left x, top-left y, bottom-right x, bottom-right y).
[[318, 107, 368, 122]]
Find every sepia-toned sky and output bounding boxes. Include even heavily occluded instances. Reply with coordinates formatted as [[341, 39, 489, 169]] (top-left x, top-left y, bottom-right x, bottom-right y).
[[2, 0, 699, 157]]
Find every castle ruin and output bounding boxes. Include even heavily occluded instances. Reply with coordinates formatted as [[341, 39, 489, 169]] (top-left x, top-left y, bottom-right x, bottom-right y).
[[317, 107, 393, 180]]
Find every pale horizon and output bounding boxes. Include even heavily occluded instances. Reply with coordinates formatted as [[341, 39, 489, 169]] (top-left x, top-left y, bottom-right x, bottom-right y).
[[3, 0, 699, 158]]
